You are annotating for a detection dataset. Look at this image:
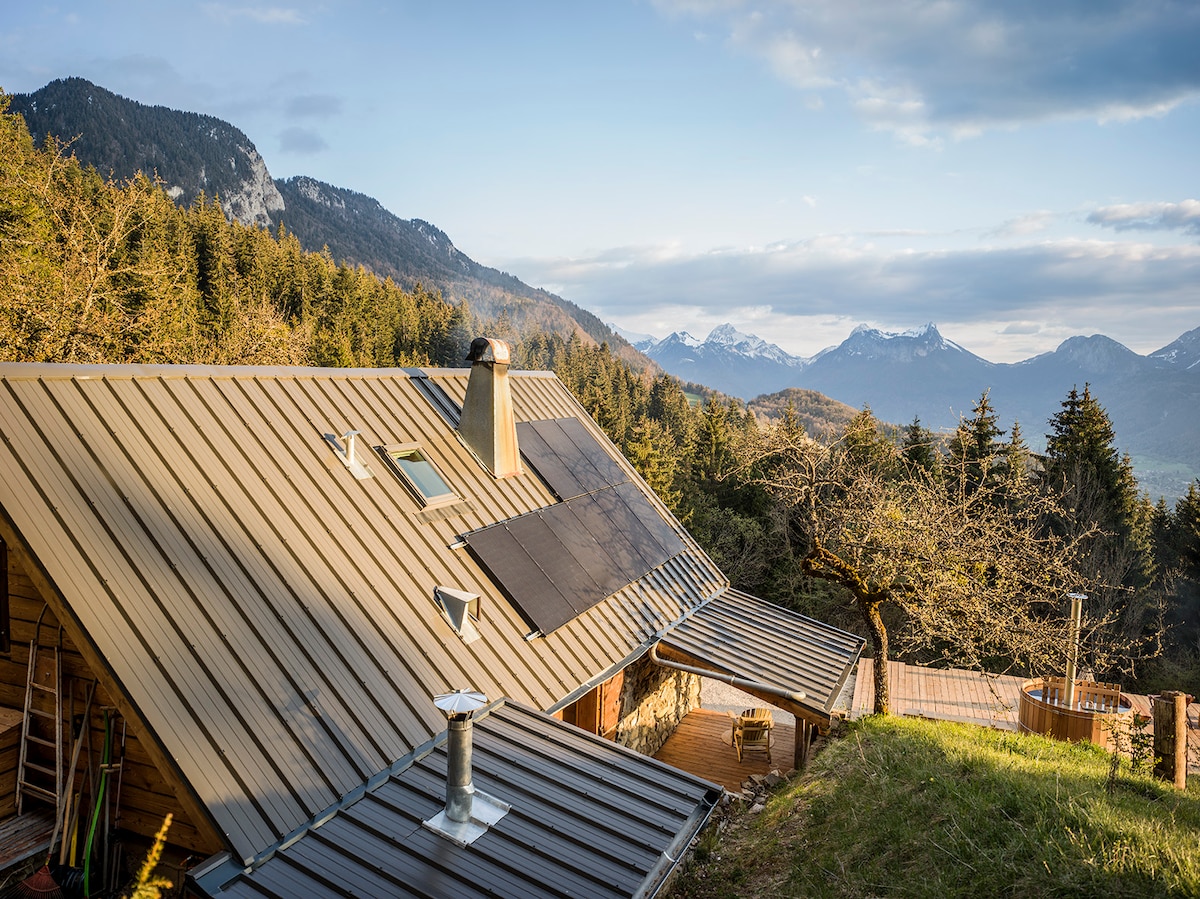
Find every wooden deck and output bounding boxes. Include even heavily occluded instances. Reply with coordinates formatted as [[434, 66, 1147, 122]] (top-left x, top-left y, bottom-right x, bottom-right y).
[[849, 658, 1197, 773], [653, 708, 797, 791], [658, 661, 1198, 792], [0, 806, 56, 886]]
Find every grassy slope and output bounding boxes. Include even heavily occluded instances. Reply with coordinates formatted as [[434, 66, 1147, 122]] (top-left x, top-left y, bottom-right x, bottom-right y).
[[670, 716, 1199, 899]]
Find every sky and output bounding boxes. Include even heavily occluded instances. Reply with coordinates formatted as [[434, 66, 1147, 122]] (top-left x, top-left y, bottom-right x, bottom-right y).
[[2, 1, 1199, 362]]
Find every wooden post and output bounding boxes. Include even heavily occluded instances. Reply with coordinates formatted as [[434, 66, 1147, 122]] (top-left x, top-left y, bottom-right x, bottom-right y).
[[793, 719, 810, 771], [1152, 691, 1189, 789]]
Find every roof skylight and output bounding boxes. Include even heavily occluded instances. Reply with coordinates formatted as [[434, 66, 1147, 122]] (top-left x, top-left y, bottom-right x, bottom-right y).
[[378, 444, 457, 507]]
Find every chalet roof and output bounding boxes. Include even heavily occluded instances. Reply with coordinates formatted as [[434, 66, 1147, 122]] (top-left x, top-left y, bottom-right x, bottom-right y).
[[0, 362, 726, 864], [193, 700, 721, 899]]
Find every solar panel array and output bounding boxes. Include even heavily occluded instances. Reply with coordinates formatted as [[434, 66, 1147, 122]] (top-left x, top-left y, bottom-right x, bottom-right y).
[[466, 419, 685, 634]]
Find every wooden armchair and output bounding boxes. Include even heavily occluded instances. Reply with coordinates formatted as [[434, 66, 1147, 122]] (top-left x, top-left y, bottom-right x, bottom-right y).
[[731, 707, 774, 763]]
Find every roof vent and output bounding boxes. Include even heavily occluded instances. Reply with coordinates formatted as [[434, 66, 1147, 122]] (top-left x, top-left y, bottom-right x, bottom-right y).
[[434, 586, 482, 643], [324, 429, 373, 480], [458, 338, 521, 478], [422, 690, 510, 846]]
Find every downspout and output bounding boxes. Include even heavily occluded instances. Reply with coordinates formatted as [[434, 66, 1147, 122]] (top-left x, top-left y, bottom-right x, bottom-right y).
[[648, 644, 807, 704]]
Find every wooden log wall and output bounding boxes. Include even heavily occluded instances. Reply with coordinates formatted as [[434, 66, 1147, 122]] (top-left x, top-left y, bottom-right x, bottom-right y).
[[0, 707, 20, 820], [1, 543, 221, 856]]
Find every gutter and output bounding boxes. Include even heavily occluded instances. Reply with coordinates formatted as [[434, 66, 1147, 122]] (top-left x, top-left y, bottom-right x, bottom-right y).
[[634, 784, 722, 899], [648, 644, 808, 705]]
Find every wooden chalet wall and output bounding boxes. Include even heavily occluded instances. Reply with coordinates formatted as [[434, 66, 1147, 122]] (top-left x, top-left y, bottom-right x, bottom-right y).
[[0, 542, 222, 855]]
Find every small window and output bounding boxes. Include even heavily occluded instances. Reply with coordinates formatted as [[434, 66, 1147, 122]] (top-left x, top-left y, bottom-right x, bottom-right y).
[[379, 444, 458, 507]]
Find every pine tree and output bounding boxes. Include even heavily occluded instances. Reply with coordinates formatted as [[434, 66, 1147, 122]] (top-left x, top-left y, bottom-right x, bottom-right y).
[[946, 390, 1006, 498], [1039, 385, 1158, 678], [1041, 385, 1143, 555], [901, 416, 940, 478]]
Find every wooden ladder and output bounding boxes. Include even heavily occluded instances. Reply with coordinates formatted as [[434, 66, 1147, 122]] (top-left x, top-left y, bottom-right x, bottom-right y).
[[16, 606, 64, 818]]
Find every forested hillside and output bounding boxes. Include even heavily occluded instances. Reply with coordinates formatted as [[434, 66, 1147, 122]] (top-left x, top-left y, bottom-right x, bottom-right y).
[[2, 91, 1197, 701], [11, 78, 651, 373]]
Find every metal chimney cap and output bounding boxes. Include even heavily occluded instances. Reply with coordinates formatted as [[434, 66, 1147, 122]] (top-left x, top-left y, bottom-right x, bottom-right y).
[[465, 337, 510, 365], [434, 689, 488, 717]]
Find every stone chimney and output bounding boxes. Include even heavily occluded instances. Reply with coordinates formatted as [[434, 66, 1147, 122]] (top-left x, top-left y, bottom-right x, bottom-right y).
[[458, 337, 521, 478]]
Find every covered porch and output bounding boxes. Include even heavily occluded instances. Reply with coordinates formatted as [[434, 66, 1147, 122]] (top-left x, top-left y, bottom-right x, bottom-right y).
[[650, 589, 865, 790]]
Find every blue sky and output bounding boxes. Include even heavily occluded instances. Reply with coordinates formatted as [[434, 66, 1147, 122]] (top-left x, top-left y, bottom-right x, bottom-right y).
[[2, 1, 1198, 362]]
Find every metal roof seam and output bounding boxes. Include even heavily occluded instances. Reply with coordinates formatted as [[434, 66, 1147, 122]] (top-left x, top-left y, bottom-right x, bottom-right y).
[[113, 377, 390, 786], [35, 377, 309, 841]]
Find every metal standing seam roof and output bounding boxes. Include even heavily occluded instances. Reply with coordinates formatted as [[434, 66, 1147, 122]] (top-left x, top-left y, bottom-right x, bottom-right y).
[[0, 363, 727, 864], [659, 589, 866, 716], [194, 700, 722, 899]]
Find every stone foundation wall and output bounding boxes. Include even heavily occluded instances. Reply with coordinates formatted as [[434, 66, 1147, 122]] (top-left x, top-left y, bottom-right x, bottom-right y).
[[613, 656, 701, 756]]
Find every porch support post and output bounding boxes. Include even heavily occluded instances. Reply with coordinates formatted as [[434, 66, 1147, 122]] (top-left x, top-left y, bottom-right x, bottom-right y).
[[793, 719, 809, 770]]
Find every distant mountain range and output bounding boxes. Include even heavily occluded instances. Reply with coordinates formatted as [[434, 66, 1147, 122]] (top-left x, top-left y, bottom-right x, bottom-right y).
[[634, 323, 1200, 500]]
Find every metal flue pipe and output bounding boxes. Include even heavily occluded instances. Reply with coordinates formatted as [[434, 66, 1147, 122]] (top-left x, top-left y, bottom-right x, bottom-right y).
[[434, 689, 488, 824], [1064, 593, 1086, 709], [445, 715, 476, 824]]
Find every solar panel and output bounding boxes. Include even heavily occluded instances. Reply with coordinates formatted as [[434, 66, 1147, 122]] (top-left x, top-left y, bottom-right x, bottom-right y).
[[504, 512, 605, 614], [464, 417, 689, 633], [464, 517, 579, 634], [543, 502, 628, 596], [513, 422, 577, 498], [517, 418, 627, 500], [613, 481, 686, 557], [464, 483, 685, 635], [582, 488, 657, 579]]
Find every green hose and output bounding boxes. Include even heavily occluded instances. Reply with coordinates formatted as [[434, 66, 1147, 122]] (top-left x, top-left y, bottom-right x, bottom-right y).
[[83, 708, 112, 897]]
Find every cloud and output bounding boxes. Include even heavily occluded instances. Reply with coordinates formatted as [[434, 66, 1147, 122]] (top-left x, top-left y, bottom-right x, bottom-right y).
[[278, 126, 327, 154], [1087, 200, 1200, 234], [652, 0, 1200, 141], [986, 211, 1057, 239], [504, 237, 1200, 362], [285, 94, 343, 119], [201, 4, 306, 26]]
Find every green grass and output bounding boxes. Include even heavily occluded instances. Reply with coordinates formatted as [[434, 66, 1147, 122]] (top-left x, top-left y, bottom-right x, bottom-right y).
[[670, 716, 1200, 899]]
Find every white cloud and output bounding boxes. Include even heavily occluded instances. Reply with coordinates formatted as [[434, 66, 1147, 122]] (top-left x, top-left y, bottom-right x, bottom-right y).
[[504, 237, 1200, 362], [201, 4, 306, 26], [987, 211, 1057, 239], [1088, 200, 1200, 234], [652, 0, 1200, 141]]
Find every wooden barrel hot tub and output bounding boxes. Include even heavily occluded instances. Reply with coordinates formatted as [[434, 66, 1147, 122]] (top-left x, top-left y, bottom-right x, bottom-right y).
[[1018, 676, 1132, 750]]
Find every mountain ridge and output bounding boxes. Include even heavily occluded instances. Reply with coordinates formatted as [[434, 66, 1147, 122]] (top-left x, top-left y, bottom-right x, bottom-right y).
[[8, 78, 1197, 499], [9, 78, 651, 372], [639, 322, 1200, 499]]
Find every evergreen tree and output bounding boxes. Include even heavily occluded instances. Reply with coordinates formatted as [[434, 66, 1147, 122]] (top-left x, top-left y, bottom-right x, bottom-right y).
[[1039, 385, 1158, 678], [946, 390, 1006, 498], [1041, 385, 1145, 565], [901, 416, 940, 478]]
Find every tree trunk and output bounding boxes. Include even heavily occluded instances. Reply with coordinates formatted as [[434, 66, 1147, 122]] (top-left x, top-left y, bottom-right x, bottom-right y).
[[861, 600, 890, 715]]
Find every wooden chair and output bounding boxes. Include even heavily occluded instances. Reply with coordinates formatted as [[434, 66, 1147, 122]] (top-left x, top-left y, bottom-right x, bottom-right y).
[[731, 707, 774, 763]]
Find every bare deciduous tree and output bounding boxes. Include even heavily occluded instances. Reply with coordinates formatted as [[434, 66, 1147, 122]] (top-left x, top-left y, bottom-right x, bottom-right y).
[[733, 410, 1137, 715]]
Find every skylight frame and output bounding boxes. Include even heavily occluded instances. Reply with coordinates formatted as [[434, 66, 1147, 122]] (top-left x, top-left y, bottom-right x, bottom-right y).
[[377, 443, 459, 508]]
